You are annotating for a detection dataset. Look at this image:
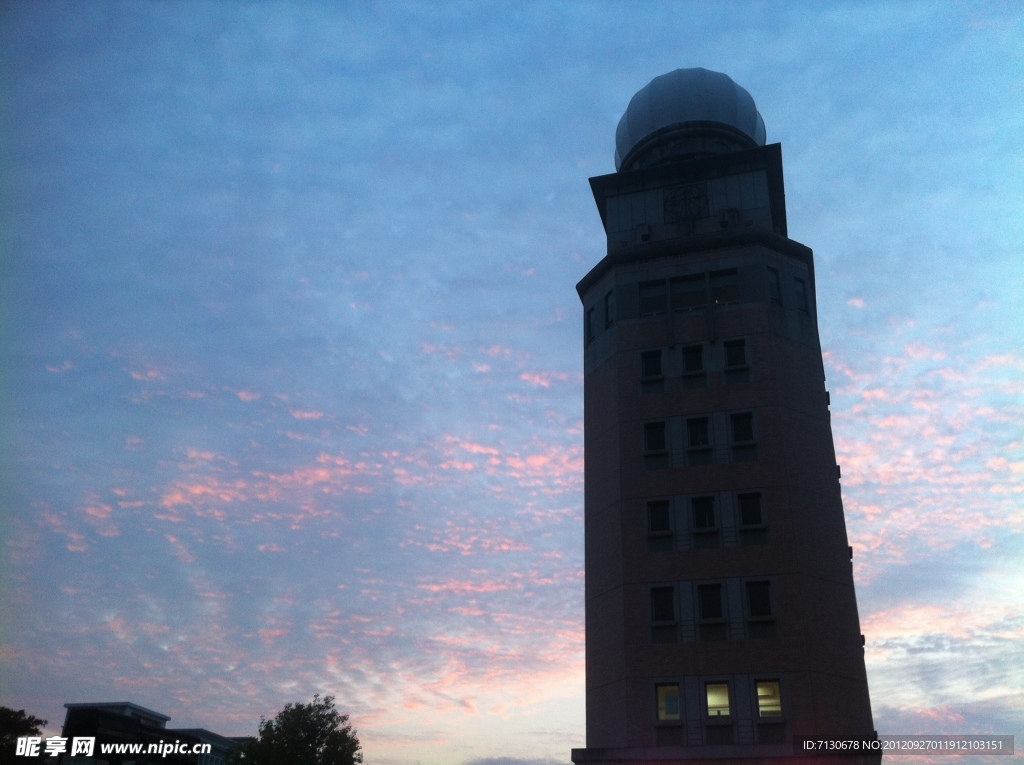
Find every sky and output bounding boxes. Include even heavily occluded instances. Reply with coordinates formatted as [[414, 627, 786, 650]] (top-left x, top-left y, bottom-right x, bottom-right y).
[[1, 2, 1022, 764]]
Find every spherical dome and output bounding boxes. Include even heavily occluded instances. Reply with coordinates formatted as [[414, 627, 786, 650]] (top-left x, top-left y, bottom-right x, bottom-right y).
[[614, 68, 766, 171]]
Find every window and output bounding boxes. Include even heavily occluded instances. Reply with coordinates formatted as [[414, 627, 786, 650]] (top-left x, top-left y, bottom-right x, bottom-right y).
[[710, 269, 740, 304], [657, 684, 681, 722], [738, 493, 762, 525], [697, 583, 726, 640], [746, 580, 776, 638], [671, 274, 706, 309], [738, 492, 767, 545], [724, 339, 746, 367], [723, 339, 749, 383], [768, 268, 781, 303], [746, 581, 772, 617], [731, 413, 754, 442], [682, 345, 704, 373], [687, 417, 712, 465], [731, 413, 756, 461], [687, 418, 709, 447], [641, 350, 663, 378], [647, 500, 673, 552], [698, 584, 723, 619], [681, 344, 706, 389], [604, 290, 615, 327], [705, 682, 731, 717], [692, 497, 715, 529], [651, 587, 676, 621], [795, 278, 809, 313], [692, 496, 719, 548], [586, 307, 596, 344], [644, 422, 667, 452], [651, 586, 677, 643], [645, 421, 669, 469], [639, 280, 668, 316], [756, 681, 782, 717]]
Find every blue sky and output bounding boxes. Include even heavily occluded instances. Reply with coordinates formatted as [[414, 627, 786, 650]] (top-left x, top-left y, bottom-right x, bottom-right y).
[[2, 3, 1022, 764]]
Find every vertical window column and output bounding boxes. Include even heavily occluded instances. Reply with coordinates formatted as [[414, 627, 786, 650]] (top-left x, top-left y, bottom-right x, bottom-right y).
[[687, 417, 712, 465], [745, 581, 777, 639], [647, 500, 673, 552], [723, 339, 750, 384], [730, 413, 757, 462], [691, 496, 719, 549], [656, 684, 681, 722], [650, 586, 678, 643], [641, 349, 664, 394], [704, 682, 734, 745], [737, 492, 767, 546], [644, 421, 669, 469], [697, 584, 726, 641]]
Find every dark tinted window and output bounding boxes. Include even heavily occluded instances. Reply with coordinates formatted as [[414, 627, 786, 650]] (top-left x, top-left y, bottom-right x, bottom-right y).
[[683, 345, 703, 373], [639, 280, 668, 316], [671, 274, 706, 309], [641, 350, 663, 378], [731, 413, 754, 442], [768, 268, 781, 303], [651, 587, 675, 621], [698, 584, 723, 619], [747, 581, 773, 617], [648, 500, 671, 532], [687, 418, 709, 447], [711, 269, 740, 304], [738, 493, 763, 525], [644, 422, 667, 452], [692, 497, 716, 529], [724, 339, 746, 367], [795, 279, 809, 312]]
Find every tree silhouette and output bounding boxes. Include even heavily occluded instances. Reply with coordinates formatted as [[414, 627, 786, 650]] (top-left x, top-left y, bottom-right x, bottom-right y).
[[0, 707, 47, 764], [234, 695, 361, 765]]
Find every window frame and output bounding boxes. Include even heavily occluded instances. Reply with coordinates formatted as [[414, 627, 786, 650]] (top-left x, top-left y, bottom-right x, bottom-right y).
[[656, 683, 682, 723], [647, 499, 674, 552], [639, 279, 668, 317], [640, 349, 663, 380], [643, 421, 668, 454], [767, 267, 782, 304], [704, 681, 732, 719], [650, 585, 678, 643], [671, 274, 707, 311], [745, 579, 777, 639], [710, 268, 740, 305], [723, 338, 747, 369], [754, 679, 784, 719], [730, 412, 755, 444], [794, 278, 809, 313]]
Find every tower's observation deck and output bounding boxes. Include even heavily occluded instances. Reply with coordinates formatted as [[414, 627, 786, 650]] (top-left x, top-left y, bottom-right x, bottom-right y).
[[573, 69, 879, 765]]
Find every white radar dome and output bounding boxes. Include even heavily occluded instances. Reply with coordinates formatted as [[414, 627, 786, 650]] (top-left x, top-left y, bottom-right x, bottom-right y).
[[615, 68, 766, 171]]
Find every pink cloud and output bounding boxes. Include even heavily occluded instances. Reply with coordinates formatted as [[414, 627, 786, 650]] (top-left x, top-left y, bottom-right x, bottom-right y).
[[289, 409, 324, 420], [519, 370, 570, 388]]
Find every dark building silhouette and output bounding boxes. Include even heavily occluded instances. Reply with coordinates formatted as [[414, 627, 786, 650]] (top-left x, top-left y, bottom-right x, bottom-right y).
[[56, 702, 240, 765], [571, 68, 879, 765]]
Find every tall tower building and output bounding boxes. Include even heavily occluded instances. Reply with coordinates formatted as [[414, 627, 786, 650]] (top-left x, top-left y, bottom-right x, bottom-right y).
[[572, 69, 879, 765]]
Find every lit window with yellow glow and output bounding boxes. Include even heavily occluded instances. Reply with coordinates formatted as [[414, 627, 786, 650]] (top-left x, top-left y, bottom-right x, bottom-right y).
[[657, 684, 681, 721], [705, 682, 730, 717], [756, 681, 782, 717]]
